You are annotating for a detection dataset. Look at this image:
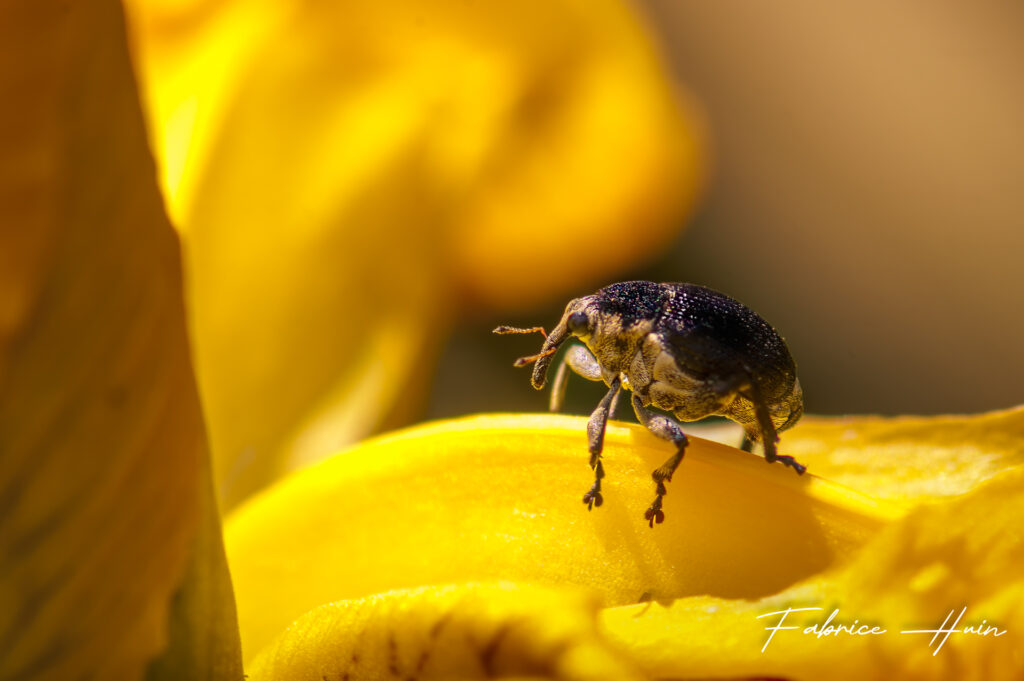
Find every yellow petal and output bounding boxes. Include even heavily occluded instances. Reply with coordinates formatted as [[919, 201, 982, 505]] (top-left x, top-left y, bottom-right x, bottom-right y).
[[225, 414, 893, 661], [603, 465, 1024, 680], [249, 582, 643, 681], [779, 405, 1024, 503], [0, 2, 239, 678]]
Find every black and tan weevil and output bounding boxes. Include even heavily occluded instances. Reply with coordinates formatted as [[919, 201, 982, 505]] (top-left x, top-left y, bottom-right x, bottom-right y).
[[495, 281, 805, 527]]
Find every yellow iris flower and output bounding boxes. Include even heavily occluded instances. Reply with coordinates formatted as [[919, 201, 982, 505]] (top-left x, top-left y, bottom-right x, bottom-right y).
[[3, 2, 1022, 681]]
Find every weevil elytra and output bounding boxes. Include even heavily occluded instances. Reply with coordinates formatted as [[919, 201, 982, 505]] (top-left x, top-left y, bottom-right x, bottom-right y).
[[495, 281, 805, 527]]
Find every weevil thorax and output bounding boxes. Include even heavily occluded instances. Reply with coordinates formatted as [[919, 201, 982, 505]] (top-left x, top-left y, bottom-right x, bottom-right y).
[[564, 281, 667, 377]]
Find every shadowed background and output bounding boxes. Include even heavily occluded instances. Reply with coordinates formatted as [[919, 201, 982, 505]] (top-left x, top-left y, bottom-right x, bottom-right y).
[[430, 0, 1024, 420]]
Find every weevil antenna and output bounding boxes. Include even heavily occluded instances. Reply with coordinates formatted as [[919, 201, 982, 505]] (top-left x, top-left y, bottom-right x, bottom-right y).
[[493, 315, 573, 389], [492, 325, 548, 338], [512, 347, 557, 367]]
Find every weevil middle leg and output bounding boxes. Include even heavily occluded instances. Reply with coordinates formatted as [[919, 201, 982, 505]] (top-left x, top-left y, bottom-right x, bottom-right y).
[[632, 394, 689, 527]]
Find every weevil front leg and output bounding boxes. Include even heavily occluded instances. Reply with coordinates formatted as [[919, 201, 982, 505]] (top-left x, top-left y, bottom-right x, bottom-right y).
[[550, 345, 623, 509], [632, 394, 689, 527], [549, 343, 605, 412], [582, 376, 621, 510]]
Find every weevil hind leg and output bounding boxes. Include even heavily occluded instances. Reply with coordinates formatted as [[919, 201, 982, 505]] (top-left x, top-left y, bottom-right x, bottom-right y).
[[582, 376, 621, 511], [740, 384, 806, 475], [631, 394, 689, 527]]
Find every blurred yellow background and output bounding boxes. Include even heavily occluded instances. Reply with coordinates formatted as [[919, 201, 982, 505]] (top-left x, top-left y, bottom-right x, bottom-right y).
[[433, 0, 1024, 420], [121, 0, 1024, 507]]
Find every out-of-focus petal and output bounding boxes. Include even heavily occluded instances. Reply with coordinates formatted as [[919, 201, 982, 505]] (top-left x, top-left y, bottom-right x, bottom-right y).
[[603, 465, 1024, 680], [225, 414, 892, 661], [179, 159, 447, 509], [0, 2, 239, 678], [127, 0, 704, 307], [248, 582, 643, 681], [124, 0, 705, 507], [437, 1, 705, 310]]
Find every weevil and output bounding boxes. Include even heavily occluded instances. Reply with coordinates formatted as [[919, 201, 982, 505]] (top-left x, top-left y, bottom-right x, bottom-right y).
[[495, 281, 805, 527]]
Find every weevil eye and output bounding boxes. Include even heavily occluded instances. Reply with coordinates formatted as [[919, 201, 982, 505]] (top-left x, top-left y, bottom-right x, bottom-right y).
[[567, 311, 589, 335]]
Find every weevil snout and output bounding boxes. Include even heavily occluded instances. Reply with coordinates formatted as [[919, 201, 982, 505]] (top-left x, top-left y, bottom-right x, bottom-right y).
[[530, 298, 600, 388]]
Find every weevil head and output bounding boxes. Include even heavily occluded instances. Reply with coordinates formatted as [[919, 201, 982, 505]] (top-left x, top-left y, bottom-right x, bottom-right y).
[[529, 296, 592, 389], [533, 282, 667, 387]]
